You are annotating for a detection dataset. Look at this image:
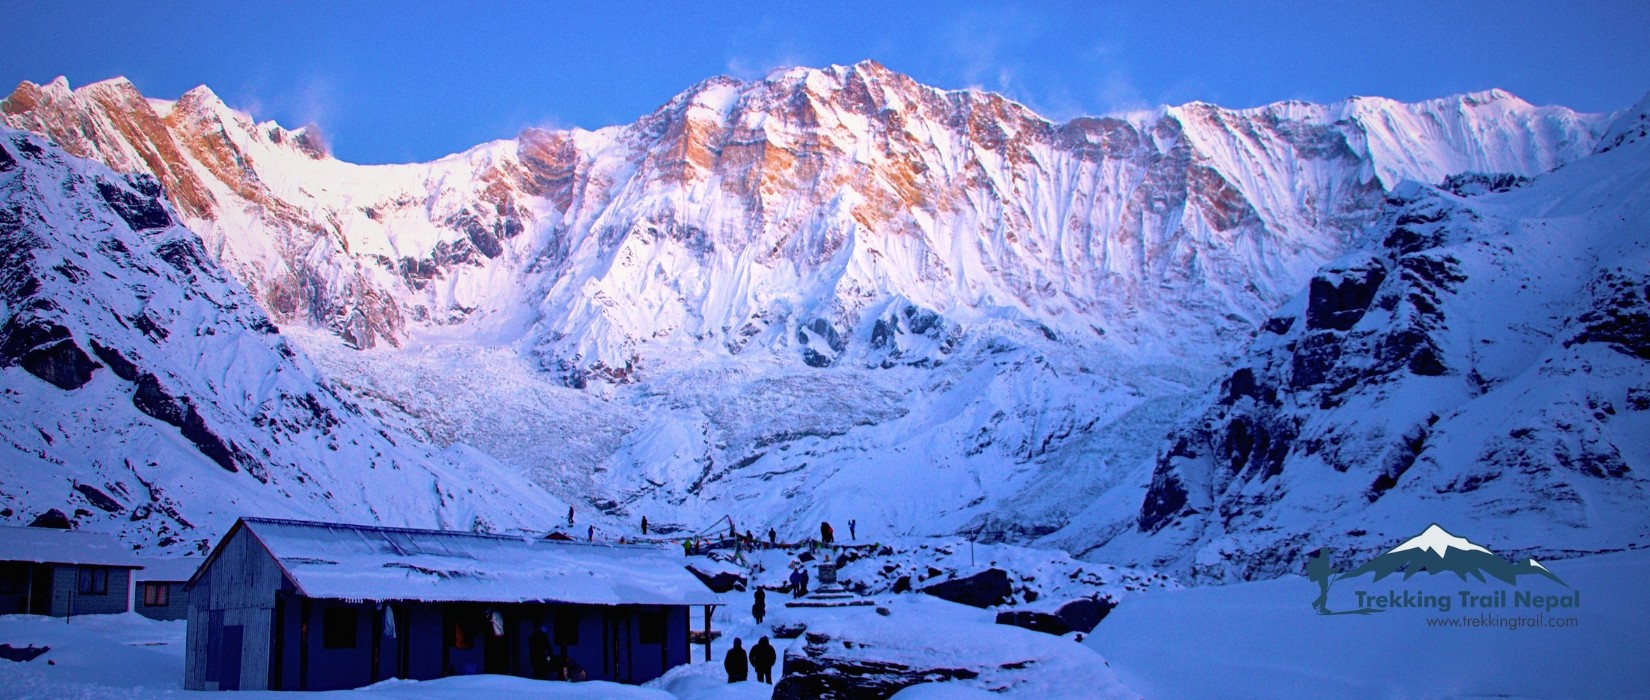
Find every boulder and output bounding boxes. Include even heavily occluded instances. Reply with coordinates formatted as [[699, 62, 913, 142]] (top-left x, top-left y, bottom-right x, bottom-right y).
[[995, 610, 1071, 636], [28, 509, 73, 529], [920, 568, 1012, 608], [1054, 596, 1116, 633], [775, 632, 980, 700]]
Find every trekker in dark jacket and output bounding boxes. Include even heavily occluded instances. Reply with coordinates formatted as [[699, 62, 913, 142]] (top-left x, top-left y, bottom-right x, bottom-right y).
[[752, 587, 767, 623], [749, 636, 777, 683], [724, 637, 749, 682], [821, 521, 834, 545]]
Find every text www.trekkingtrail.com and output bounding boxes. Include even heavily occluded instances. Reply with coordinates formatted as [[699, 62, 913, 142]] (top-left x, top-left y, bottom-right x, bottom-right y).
[[1425, 613, 1580, 630]]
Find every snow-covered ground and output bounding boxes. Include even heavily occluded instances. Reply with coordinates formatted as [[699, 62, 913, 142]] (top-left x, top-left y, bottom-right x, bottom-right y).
[[1087, 548, 1650, 699], [0, 595, 1128, 699]]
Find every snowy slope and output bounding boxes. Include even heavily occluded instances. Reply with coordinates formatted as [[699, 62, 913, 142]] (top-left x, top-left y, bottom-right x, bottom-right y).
[[0, 128, 571, 551], [1084, 95, 1650, 581]]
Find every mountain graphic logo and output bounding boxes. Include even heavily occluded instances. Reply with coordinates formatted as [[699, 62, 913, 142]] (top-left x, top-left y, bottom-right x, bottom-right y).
[[1307, 523, 1567, 615]]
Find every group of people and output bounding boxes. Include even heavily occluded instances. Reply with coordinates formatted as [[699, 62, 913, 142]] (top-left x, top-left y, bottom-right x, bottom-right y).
[[723, 636, 778, 684]]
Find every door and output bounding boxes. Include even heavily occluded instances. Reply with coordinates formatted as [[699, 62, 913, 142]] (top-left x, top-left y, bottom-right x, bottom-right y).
[[483, 611, 510, 675], [28, 565, 52, 615], [219, 625, 244, 690]]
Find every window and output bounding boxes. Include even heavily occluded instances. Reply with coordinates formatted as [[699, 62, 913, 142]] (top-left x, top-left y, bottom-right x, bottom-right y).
[[77, 567, 109, 595], [0, 564, 22, 594], [449, 616, 477, 649], [321, 606, 357, 649], [638, 611, 665, 645], [553, 611, 579, 645], [143, 582, 169, 607]]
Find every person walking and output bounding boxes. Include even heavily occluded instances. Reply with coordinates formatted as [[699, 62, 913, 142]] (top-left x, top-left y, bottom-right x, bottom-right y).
[[788, 567, 804, 598], [724, 637, 749, 683], [587, 525, 593, 541], [752, 587, 767, 624], [641, 516, 648, 535], [567, 505, 574, 526], [768, 528, 777, 548], [821, 521, 834, 545], [848, 519, 856, 541], [749, 636, 777, 684]]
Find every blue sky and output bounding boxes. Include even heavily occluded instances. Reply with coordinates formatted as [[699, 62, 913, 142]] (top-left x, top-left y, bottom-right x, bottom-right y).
[[3, 1, 1645, 164]]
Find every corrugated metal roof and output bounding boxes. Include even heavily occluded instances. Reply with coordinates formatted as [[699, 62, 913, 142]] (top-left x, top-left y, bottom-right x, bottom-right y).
[[0, 525, 143, 568], [239, 518, 721, 607], [133, 556, 204, 582]]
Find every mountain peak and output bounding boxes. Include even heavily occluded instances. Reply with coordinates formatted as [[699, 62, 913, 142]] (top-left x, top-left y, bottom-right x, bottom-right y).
[[1390, 523, 1492, 558]]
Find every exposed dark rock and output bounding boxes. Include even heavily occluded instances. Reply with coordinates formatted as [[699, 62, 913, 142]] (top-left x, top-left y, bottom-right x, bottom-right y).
[[155, 238, 209, 277], [1566, 273, 1650, 359], [29, 509, 73, 529], [801, 348, 833, 368], [890, 575, 911, 594], [1138, 461, 1190, 533], [19, 338, 100, 390], [919, 568, 1012, 608], [1305, 261, 1385, 332], [1290, 332, 1343, 390], [774, 631, 981, 700], [130, 374, 242, 473], [0, 644, 50, 662], [685, 564, 746, 593], [131, 313, 168, 341], [1054, 596, 1116, 633], [95, 177, 172, 231], [74, 483, 124, 513], [0, 143, 15, 172], [1261, 316, 1294, 335], [1627, 386, 1650, 411], [0, 319, 70, 367], [1440, 171, 1530, 197], [995, 609, 1070, 636], [89, 340, 140, 381]]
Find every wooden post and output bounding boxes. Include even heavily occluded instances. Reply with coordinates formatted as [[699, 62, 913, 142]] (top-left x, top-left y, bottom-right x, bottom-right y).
[[702, 605, 714, 662], [370, 603, 382, 683]]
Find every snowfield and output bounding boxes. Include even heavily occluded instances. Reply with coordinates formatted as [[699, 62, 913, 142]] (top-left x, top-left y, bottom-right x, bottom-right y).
[[1088, 548, 1650, 699]]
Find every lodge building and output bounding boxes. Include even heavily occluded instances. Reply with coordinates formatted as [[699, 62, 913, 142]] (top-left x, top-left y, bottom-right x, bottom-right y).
[[183, 517, 720, 691], [0, 525, 142, 617]]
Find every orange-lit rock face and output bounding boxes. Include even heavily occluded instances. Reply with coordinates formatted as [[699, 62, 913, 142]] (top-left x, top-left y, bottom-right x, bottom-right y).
[[4, 79, 219, 219], [3, 66, 1599, 375]]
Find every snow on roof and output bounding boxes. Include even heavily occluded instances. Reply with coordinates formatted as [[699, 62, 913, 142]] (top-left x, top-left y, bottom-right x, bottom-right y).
[[238, 518, 721, 607], [134, 557, 205, 583], [0, 526, 143, 568]]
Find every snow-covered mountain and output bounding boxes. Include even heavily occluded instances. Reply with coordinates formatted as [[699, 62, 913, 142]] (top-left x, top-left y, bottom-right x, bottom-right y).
[[2, 64, 1605, 375], [1, 63, 1632, 568], [0, 127, 570, 552], [1088, 94, 1650, 580]]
